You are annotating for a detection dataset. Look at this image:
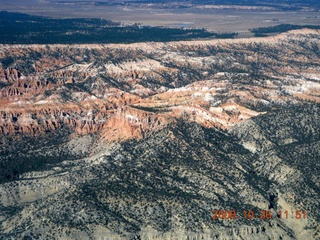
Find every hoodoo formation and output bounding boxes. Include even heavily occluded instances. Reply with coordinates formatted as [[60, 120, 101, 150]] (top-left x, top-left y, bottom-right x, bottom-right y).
[[0, 29, 319, 239]]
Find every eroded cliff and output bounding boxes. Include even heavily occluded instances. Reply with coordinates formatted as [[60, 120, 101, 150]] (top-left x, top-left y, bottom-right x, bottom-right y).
[[0, 29, 320, 239]]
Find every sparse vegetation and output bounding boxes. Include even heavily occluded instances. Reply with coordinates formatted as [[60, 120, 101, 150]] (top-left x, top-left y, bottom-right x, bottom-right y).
[[0, 26, 319, 239]]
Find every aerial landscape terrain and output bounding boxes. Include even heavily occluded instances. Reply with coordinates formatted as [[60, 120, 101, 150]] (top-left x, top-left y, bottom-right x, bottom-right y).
[[1, 0, 320, 36], [0, 0, 320, 239]]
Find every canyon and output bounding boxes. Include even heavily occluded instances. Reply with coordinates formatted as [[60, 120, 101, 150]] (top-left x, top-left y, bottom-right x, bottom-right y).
[[0, 29, 319, 239], [1, 30, 319, 138]]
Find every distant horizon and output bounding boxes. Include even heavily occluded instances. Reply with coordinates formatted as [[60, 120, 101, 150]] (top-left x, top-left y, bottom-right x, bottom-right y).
[[1, 0, 319, 36]]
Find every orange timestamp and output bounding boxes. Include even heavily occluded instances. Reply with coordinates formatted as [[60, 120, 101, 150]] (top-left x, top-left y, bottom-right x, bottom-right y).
[[212, 209, 307, 220]]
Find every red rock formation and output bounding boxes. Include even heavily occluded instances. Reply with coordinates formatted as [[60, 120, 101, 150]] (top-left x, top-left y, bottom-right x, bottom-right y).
[[0, 30, 319, 141]]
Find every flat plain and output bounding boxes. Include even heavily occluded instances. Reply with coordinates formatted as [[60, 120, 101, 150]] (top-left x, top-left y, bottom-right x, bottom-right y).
[[1, 0, 319, 37]]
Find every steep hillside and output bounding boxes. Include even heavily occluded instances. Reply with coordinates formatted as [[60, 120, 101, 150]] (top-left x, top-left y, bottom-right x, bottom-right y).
[[0, 29, 319, 239], [1, 108, 319, 239]]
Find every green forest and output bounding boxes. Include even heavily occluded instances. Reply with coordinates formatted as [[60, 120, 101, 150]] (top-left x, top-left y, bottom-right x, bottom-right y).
[[251, 24, 320, 37], [0, 11, 237, 44]]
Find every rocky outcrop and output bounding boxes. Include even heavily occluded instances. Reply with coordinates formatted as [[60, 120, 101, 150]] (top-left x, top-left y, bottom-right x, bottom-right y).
[[0, 67, 22, 83], [0, 30, 320, 239], [1, 110, 319, 239], [0, 29, 319, 141]]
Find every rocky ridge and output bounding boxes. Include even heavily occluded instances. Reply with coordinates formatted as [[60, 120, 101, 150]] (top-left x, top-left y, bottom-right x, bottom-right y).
[[0, 29, 320, 239], [0, 29, 319, 140]]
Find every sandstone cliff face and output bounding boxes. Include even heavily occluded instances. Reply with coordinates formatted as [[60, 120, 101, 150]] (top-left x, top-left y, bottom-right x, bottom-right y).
[[1, 110, 319, 240], [0, 30, 320, 240], [0, 67, 22, 83], [0, 30, 319, 141]]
